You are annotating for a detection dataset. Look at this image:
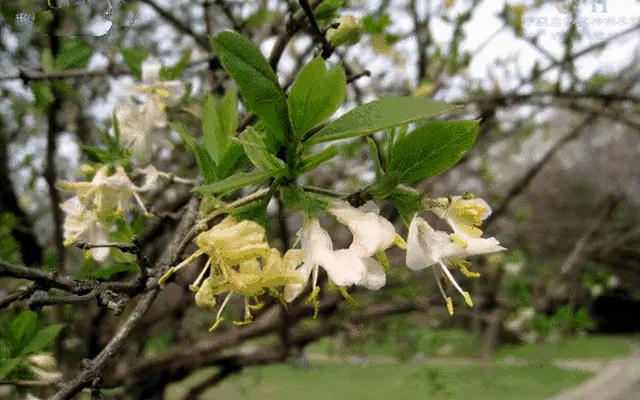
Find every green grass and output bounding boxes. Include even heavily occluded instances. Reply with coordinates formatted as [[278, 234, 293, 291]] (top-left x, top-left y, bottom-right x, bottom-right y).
[[495, 335, 631, 361], [169, 362, 591, 400], [307, 329, 482, 359]]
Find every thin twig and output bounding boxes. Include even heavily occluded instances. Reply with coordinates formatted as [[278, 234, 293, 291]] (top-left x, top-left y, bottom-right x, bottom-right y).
[[297, 0, 334, 58]]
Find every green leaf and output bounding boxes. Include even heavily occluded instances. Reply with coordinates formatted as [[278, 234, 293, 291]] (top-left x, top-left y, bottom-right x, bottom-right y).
[[231, 192, 271, 226], [91, 263, 138, 280], [160, 49, 191, 80], [306, 96, 459, 145], [121, 48, 149, 80], [210, 32, 290, 148], [54, 38, 93, 70], [19, 324, 64, 357], [195, 169, 277, 195], [288, 57, 346, 139], [0, 358, 21, 380], [281, 185, 330, 218], [10, 311, 38, 346], [314, 0, 344, 23], [31, 82, 55, 107], [367, 137, 383, 178], [389, 120, 479, 184], [387, 186, 423, 225], [299, 145, 340, 173], [203, 88, 238, 163], [237, 126, 283, 171], [216, 141, 247, 179], [172, 122, 218, 184]]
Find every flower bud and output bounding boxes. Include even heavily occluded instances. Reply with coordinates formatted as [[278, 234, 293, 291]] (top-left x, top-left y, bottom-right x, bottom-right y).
[[327, 16, 363, 47]]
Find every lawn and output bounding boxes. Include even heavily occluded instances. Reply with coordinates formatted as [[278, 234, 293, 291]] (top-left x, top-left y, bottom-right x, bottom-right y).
[[495, 335, 632, 361], [307, 328, 483, 359], [166, 333, 634, 399], [168, 362, 592, 400]]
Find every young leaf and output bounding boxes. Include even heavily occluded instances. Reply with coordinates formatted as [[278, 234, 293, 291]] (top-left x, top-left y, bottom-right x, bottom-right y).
[[288, 57, 346, 139], [210, 32, 290, 147], [281, 185, 330, 218], [19, 324, 64, 357], [202, 95, 221, 162], [389, 120, 479, 184], [202, 88, 238, 163], [387, 186, 423, 225], [299, 145, 340, 173], [10, 311, 38, 346], [306, 96, 459, 145], [160, 49, 192, 80], [237, 126, 283, 171], [216, 141, 247, 180], [121, 48, 149, 80], [0, 358, 21, 380], [367, 137, 383, 178], [195, 169, 278, 195], [172, 122, 218, 184], [55, 38, 93, 70]]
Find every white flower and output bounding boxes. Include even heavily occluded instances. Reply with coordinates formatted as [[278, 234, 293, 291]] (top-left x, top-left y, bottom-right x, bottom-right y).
[[428, 195, 492, 238], [284, 219, 386, 302], [57, 166, 147, 220], [60, 197, 112, 261], [128, 58, 185, 129], [406, 216, 505, 315], [328, 200, 396, 257], [115, 102, 154, 164]]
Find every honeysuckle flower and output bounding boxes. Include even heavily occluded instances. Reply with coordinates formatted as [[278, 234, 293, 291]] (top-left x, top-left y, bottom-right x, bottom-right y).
[[328, 200, 397, 257], [195, 216, 272, 266], [134, 165, 192, 192], [284, 218, 386, 304], [60, 197, 112, 261], [160, 216, 304, 330], [115, 102, 154, 164], [406, 216, 505, 315], [128, 59, 185, 129], [57, 166, 147, 220], [426, 195, 492, 238]]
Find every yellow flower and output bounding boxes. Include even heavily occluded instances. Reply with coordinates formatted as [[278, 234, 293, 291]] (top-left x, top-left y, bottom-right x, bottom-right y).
[[57, 166, 146, 220], [426, 195, 492, 238], [161, 216, 304, 331], [195, 216, 271, 266]]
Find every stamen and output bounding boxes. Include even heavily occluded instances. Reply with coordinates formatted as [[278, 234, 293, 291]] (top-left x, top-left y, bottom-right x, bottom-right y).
[[462, 291, 474, 307], [268, 288, 288, 309], [209, 291, 233, 331], [438, 261, 467, 298], [189, 257, 212, 292], [446, 297, 454, 316], [449, 258, 481, 278], [393, 234, 408, 250], [338, 287, 359, 307], [460, 265, 481, 279], [233, 297, 254, 326], [433, 269, 452, 315], [133, 193, 153, 218], [158, 249, 205, 284], [375, 250, 390, 270], [449, 234, 469, 249], [311, 265, 319, 290], [439, 261, 475, 309], [304, 286, 321, 319]]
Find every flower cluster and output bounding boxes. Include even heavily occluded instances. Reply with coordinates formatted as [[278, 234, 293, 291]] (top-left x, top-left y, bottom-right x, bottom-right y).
[[161, 194, 504, 330], [408, 195, 506, 314], [57, 58, 187, 261], [57, 166, 148, 260], [115, 59, 185, 164]]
